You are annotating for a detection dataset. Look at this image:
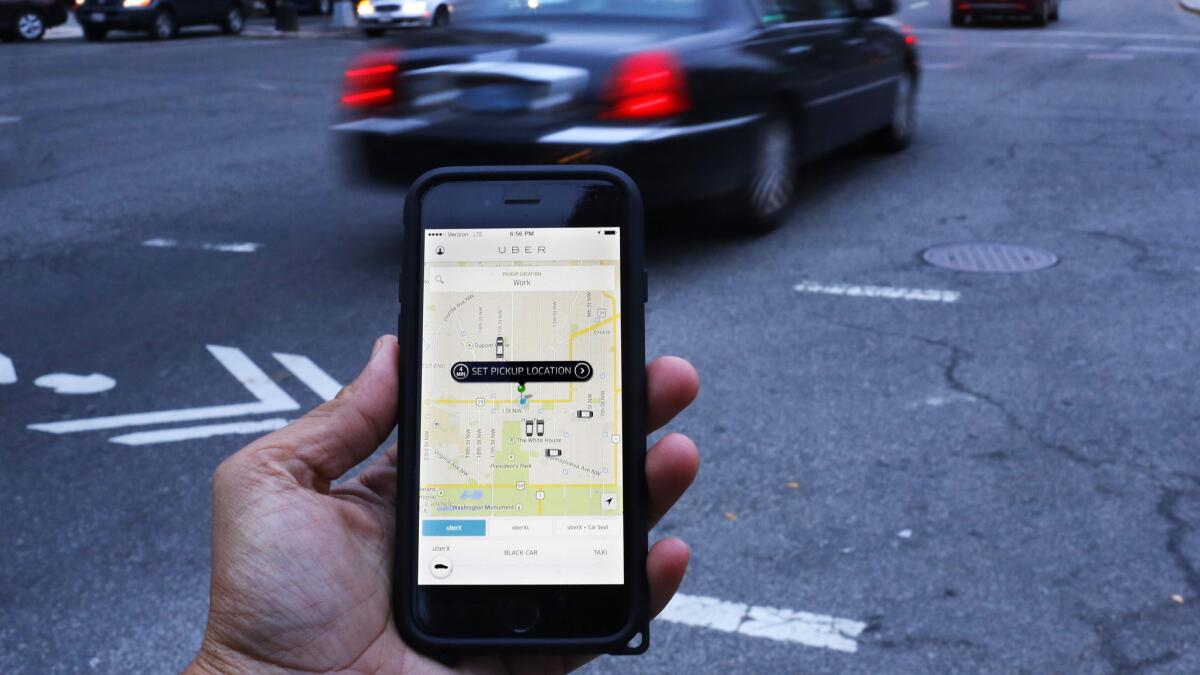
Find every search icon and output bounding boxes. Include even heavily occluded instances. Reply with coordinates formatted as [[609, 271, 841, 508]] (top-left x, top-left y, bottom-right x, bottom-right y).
[[435, 275, 445, 284]]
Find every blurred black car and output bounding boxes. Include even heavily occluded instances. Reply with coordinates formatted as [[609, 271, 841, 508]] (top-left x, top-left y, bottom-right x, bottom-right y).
[[0, 0, 68, 41], [75, 0, 250, 39], [337, 0, 920, 231], [951, 0, 1059, 26]]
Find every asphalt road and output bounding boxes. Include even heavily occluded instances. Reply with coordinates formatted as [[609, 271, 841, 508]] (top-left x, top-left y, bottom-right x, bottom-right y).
[[4, 1, 1200, 672]]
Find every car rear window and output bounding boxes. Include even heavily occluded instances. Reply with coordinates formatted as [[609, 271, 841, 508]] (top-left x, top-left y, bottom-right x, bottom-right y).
[[466, 0, 706, 20]]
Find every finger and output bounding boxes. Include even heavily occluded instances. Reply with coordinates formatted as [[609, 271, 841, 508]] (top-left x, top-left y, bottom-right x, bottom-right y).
[[646, 433, 699, 529], [646, 356, 700, 433], [647, 536, 691, 619], [233, 335, 398, 489]]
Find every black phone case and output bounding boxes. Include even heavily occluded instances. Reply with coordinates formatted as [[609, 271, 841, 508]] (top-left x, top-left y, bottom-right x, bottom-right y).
[[394, 165, 650, 656]]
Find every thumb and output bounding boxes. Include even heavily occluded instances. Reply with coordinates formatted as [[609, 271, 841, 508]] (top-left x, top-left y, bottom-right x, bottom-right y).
[[230, 335, 398, 490]]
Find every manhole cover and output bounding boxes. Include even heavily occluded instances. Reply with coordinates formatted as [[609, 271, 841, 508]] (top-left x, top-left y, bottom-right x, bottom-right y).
[[922, 243, 1058, 273]]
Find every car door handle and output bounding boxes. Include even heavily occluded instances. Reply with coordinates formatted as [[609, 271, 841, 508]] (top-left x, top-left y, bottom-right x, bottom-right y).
[[786, 44, 812, 55], [842, 37, 866, 46]]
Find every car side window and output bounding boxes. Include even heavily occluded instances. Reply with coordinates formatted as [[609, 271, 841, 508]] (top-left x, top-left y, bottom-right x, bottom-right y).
[[813, 0, 853, 18], [776, 0, 821, 21]]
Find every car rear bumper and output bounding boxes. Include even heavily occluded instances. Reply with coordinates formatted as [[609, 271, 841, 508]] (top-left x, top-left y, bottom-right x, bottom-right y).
[[75, 7, 157, 30], [955, 1, 1037, 11], [357, 12, 429, 27], [334, 114, 761, 207]]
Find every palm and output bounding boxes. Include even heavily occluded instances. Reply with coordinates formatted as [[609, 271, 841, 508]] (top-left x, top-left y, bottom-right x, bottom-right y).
[[193, 338, 699, 675]]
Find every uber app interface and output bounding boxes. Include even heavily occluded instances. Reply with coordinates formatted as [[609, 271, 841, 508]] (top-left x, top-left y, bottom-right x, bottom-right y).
[[418, 228, 624, 586]]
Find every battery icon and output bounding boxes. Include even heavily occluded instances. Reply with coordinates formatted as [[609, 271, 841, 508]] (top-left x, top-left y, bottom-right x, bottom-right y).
[[603, 230, 616, 235]]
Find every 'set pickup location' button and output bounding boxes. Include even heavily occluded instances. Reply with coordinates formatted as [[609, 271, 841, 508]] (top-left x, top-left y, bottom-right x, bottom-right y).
[[423, 519, 487, 537], [450, 360, 593, 383]]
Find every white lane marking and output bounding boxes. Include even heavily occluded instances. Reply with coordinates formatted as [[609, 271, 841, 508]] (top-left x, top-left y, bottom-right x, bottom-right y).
[[914, 26, 1200, 42], [897, 529, 913, 539], [921, 39, 1109, 51], [142, 238, 261, 253], [0, 116, 20, 125], [33, 373, 116, 395], [0, 353, 16, 384], [109, 418, 290, 446], [659, 593, 866, 654], [27, 346, 299, 434], [922, 62, 966, 70], [909, 0, 929, 7], [1122, 44, 1200, 54], [794, 281, 960, 304], [1088, 52, 1137, 60], [273, 353, 342, 402]]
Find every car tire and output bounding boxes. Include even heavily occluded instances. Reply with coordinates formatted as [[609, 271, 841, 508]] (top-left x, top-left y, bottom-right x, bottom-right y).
[[221, 3, 245, 33], [1049, 0, 1059, 20], [14, 9, 46, 41], [264, 0, 276, 15], [874, 70, 916, 152], [148, 7, 176, 39], [432, 4, 449, 27], [363, 27, 385, 37], [950, 11, 966, 26], [1032, 1, 1048, 26], [82, 24, 108, 40], [735, 113, 797, 234]]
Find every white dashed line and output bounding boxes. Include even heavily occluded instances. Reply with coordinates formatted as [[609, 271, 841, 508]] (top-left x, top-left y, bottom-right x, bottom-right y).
[[0, 116, 21, 125], [909, 0, 929, 7], [794, 281, 960, 304], [33, 373, 116, 395], [0, 353, 16, 384], [659, 593, 867, 653], [1121, 44, 1200, 54], [142, 238, 262, 253], [1088, 52, 1137, 60], [922, 62, 966, 70], [28, 346, 299, 434], [273, 353, 342, 401], [109, 417, 290, 446]]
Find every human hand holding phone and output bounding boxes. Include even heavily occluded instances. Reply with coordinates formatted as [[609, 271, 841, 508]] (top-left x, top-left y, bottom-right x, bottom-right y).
[[186, 335, 700, 674]]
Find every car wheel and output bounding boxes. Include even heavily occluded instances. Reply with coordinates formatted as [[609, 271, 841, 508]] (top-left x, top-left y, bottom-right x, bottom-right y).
[[149, 7, 176, 39], [363, 27, 385, 37], [264, 0, 276, 15], [432, 4, 449, 27], [1032, 1, 1048, 26], [736, 114, 796, 234], [14, 9, 46, 41], [950, 11, 966, 26], [82, 24, 108, 40], [874, 70, 916, 152], [221, 4, 245, 33], [1049, 0, 1059, 20]]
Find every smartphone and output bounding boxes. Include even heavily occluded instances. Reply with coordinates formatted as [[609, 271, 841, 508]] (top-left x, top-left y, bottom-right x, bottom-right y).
[[395, 166, 649, 654]]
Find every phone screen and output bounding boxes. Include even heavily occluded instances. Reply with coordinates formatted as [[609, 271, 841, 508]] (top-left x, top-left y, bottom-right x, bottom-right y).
[[417, 227, 624, 586]]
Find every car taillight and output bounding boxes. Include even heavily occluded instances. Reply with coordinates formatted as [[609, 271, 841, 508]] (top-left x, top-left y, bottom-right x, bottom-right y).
[[901, 23, 917, 45], [341, 51, 400, 109], [601, 51, 690, 120]]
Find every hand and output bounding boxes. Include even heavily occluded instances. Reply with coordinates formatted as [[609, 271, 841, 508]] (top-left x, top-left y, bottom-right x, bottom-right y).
[[187, 335, 701, 674]]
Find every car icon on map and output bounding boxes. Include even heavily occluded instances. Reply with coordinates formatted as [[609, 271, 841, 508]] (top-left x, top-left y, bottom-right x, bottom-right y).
[[495, 337, 504, 359], [576, 410, 594, 419]]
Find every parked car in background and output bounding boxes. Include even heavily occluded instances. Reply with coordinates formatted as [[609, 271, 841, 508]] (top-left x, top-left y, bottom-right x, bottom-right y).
[[0, 0, 68, 41], [336, 0, 920, 232], [356, 0, 451, 37], [74, 0, 250, 39], [951, 0, 1059, 26]]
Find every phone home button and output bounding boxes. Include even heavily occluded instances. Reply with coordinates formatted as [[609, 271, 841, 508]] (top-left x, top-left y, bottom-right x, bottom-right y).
[[503, 599, 540, 634]]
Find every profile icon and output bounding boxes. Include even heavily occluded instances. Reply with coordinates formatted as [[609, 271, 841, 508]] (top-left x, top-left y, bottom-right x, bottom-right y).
[[435, 246, 445, 255]]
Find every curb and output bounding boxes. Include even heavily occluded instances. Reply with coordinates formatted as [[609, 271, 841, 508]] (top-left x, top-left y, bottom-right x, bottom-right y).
[[241, 26, 357, 39], [1182, 0, 1200, 15]]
